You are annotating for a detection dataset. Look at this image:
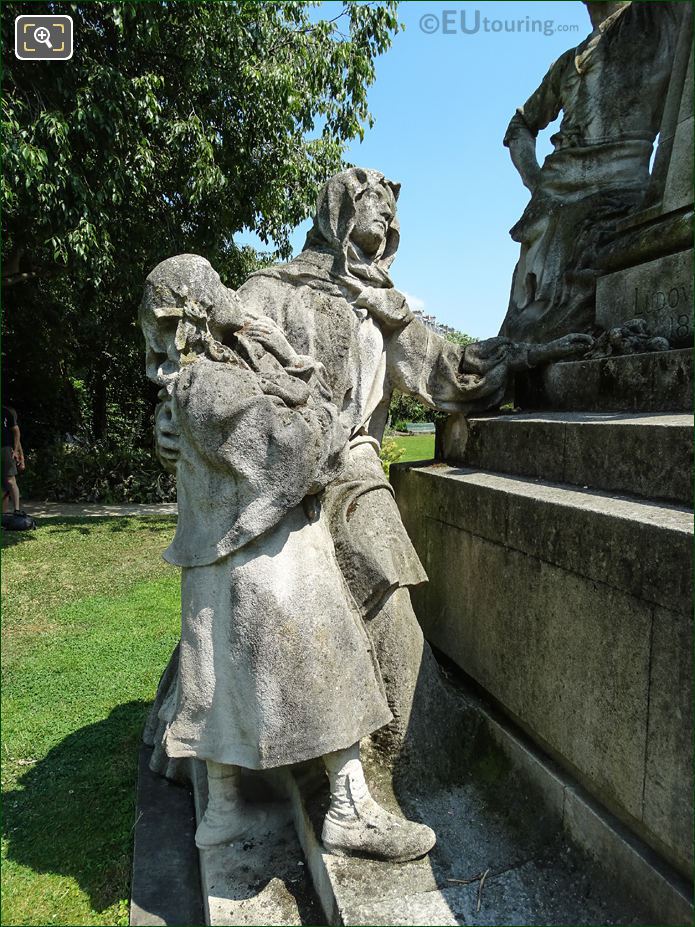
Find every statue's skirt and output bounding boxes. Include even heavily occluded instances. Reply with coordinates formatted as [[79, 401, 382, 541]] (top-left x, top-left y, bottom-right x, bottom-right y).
[[157, 498, 393, 770]]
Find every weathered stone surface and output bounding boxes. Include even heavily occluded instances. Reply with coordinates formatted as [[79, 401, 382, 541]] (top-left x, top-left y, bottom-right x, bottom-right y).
[[439, 412, 693, 505], [562, 787, 693, 926], [188, 761, 323, 926], [478, 709, 691, 925], [504, 481, 691, 616], [599, 206, 693, 274], [643, 606, 694, 874], [518, 348, 693, 413], [661, 42, 693, 214], [596, 250, 693, 344], [288, 674, 671, 926], [662, 114, 694, 214], [130, 747, 203, 927], [561, 413, 692, 506], [392, 462, 693, 876], [140, 168, 593, 870], [499, 2, 684, 343], [394, 465, 692, 614], [418, 522, 652, 824]]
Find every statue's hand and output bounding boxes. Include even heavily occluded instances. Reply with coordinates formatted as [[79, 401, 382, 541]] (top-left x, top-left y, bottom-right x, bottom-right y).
[[354, 287, 410, 327], [462, 337, 511, 374], [155, 391, 180, 474], [240, 316, 299, 366], [528, 333, 594, 366]]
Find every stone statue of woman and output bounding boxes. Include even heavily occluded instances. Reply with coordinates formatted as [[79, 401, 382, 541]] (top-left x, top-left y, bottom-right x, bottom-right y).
[[141, 168, 591, 862]]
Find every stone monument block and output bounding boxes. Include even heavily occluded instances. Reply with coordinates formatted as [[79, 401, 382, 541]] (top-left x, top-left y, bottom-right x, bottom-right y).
[[596, 249, 693, 344], [661, 47, 693, 214]]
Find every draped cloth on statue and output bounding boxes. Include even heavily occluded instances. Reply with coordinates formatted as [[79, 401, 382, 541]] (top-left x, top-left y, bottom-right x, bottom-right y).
[[145, 169, 538, 776], [499, 1, 681, 342], [161, 502, 392, 769], [147, 353, 391, 770]]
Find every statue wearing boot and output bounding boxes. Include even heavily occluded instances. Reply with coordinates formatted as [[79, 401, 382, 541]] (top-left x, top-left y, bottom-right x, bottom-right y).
[[141, 169, 592, 863]]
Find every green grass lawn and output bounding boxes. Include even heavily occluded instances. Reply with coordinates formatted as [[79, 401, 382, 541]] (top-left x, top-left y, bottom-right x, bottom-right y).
[[2, 516, 180, 926], [391, 433, 435, 464]]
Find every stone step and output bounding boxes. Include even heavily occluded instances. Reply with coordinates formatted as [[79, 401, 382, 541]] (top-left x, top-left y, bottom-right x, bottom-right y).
[[286, 682, 691, 926], [396, 464, 692, 616], [437, 411, 693, 505], [514, 348, 692, 414], [130, 747, 204, 927], [189, 762, 323, 926], [133, 677, 692, 927]]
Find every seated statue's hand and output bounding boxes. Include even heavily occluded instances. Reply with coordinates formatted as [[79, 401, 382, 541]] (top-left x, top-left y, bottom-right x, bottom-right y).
[[462, 337, 511, 374]]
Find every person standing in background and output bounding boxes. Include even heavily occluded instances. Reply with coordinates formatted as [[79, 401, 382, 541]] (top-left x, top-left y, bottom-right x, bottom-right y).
[[2, 404, 25, 515]]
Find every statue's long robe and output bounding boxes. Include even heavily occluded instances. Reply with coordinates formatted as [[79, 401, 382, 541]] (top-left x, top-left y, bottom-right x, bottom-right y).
[[158, 355, 393, 769]]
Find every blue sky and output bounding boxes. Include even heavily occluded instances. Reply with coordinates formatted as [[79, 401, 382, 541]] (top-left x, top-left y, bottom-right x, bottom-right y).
[[240, 1, 590, 338]]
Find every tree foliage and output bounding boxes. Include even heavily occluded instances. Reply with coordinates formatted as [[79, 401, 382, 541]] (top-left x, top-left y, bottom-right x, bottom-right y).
[[2, 1, 400, 451]]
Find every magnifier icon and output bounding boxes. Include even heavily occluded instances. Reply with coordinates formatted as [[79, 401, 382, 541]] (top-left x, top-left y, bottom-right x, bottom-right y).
[[34, 26, 53, 49]]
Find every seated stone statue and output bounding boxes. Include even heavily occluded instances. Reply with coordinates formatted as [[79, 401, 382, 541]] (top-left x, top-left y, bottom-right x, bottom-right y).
[[141, 169, 591, 863], [499, 0, 681, 343]]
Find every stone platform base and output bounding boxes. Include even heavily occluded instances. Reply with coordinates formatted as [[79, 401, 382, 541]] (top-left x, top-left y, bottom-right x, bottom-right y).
[[131, 678, 691, 925], [131, 404, 692, 925], [287, 695, 686, 927], [130, 747, 203, 927], [190, 763, 322, 926], [396, 409, 693, 880]]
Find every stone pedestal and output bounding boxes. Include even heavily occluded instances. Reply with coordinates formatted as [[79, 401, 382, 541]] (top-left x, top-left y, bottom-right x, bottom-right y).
[[395, 409, 694, 885], [595, 13, 693, 347], [514, 348, 693, 414], [596, 250, 693, 344]]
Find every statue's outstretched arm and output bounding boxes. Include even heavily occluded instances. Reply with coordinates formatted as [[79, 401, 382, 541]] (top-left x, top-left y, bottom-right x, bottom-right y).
[[387, 318, 592, 416]]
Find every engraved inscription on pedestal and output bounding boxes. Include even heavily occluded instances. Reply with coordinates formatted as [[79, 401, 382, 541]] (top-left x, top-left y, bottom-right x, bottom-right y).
[[596, 250, 693, 346]]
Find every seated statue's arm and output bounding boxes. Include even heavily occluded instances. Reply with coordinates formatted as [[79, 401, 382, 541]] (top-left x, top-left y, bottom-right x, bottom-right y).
[[504, 51, 569, 194], [506, 126, 542, 195]]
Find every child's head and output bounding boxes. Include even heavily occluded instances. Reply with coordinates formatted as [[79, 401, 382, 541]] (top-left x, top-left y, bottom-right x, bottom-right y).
[[140, 254, 243, 385]]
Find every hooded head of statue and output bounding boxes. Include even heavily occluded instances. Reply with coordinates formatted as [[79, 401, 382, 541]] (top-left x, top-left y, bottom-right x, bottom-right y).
[[302, 167, 401, 289]]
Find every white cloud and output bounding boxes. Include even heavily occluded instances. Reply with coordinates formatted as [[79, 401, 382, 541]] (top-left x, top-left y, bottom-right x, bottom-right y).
[[402, 291, 425, 314]]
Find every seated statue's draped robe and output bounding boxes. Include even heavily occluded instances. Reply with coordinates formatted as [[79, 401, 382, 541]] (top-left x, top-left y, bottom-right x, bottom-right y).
[[499, 1, 681, 342]]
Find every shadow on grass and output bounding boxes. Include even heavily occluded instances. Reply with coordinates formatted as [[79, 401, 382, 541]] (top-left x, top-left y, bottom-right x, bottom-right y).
[[3, 700, 151, 913], [1, 529, 38, 548], [37, 516, 177, 537]]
